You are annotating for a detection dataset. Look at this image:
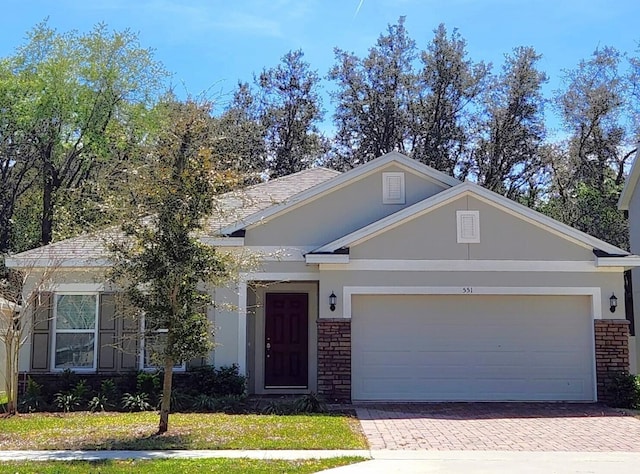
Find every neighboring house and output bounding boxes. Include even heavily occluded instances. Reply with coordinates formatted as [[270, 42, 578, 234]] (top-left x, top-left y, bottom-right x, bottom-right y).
[[617, 146, 640, 375], [6, 152, 639, 402], [0, 296, 20, 393]]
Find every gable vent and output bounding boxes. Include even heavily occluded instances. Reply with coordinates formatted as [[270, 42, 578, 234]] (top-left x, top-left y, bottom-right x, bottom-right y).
[[382, 172, 405, 204], [457, 210, 480, 243]]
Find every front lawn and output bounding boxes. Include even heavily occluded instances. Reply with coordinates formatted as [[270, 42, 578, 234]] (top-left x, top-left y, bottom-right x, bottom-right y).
[[0, 412, 367, 450], [0, 458, 365, 474]]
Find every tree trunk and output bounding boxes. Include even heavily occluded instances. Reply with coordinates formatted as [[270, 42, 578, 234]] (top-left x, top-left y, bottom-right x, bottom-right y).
[[41, 152, 55, 246], [158, 358, 174, 433], [4, 330, 18, 415]]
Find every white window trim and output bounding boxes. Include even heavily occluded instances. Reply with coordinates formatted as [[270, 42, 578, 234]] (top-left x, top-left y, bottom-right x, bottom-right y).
[[139, 316, 186, 372], [457, 210, 480, 243], [50, 291, 99, 372], [382, 172, 405, 204]]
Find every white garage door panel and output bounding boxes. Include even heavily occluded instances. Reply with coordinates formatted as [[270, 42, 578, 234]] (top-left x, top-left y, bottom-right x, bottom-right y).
[[352, 294, 594, 401]]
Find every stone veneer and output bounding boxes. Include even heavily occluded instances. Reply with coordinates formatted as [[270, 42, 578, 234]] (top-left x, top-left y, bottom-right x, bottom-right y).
[[594, 319, 630, 403], [317, 319, 351, 402]]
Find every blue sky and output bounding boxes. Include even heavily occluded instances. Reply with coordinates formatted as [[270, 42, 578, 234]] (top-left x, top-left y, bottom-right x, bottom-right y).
[[2, 0, 639, 132]]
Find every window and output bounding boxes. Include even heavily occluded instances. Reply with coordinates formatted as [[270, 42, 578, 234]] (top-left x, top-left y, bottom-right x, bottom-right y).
[[53, 294, 98, 370], [382, 172, 405, 204], [456, 210, 480, 243], [139, 319, 185, 371]]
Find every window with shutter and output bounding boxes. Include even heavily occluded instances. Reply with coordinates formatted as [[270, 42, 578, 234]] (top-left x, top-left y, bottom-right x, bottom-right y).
[[382, 172, 405, 204], [456, 210, 480, 243]]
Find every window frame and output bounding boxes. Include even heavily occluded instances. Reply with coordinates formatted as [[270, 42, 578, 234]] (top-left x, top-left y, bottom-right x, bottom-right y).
[[50, 291, 99, 372]]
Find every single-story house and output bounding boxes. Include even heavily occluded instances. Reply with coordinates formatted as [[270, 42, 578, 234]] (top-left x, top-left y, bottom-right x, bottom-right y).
[[6, 152, 639, 402]]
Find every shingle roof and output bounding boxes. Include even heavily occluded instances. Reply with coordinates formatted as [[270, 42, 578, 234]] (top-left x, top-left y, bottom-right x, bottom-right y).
[[5, 167, 341, 267]]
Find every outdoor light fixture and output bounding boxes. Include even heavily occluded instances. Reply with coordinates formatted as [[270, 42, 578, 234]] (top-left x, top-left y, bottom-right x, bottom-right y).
[[329, 291, 337, 312], [610, 293, 618, 313]]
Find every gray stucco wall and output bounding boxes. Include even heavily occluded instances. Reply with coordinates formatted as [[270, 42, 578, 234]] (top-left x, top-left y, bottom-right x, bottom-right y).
[[352, 195, 592, 261], [245, 165, 448, 247]]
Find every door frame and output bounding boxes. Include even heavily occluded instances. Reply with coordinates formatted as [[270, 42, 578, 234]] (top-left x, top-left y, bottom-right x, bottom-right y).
[[249, 281, 318, 395]]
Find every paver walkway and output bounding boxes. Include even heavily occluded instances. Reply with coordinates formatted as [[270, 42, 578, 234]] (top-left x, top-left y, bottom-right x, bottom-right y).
[[356, 403, 640, 451]]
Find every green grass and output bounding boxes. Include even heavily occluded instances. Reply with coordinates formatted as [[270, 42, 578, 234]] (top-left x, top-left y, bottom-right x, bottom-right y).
[[0, 412, 367, 450], [0, 392, 6, 405], [0, 457, 366, 473]]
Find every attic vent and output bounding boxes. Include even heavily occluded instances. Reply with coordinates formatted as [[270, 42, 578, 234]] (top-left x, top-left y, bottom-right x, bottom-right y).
[[382, 172, 405, 204], [457, 210, 480, 243]]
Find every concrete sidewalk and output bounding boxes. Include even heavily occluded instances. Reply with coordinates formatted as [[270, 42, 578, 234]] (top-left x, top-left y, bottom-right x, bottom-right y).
[[0, 449, 368, 461], [2, 449, 640, 473]]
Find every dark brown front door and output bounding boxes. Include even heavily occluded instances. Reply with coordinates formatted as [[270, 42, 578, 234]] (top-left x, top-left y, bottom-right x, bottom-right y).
[[265, 293, 309, 388]]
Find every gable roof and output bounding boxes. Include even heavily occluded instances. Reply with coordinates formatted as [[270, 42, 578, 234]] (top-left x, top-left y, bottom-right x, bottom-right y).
[[219, 151, 461, 234], [6, 167, 340, 268], [313, 181, 630, 256], [618, 146, 640, 210]]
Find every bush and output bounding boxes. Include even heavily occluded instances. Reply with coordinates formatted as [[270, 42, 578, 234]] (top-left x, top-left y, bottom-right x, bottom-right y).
[[54, 392, 81, 412], [121, 392, 153, 412], [604, 372, 640, 409], [19, 378, 46, 413], [181, 365, 246, 397], [294, 393, 326, 414]]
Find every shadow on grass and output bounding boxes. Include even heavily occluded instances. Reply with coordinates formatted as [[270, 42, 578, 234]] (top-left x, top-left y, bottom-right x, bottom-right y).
[[78, 433, 196, 451]]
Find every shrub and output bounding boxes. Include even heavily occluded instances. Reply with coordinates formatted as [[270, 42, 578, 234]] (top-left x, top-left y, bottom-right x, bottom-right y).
[[183, 364, 246, 397], [19, 378, 45, 413], [136, 372, 161, 399], [605, 372, 640, 409], [121, 392, 153, 412], [294, 393, 326, 414], [54, 392, 81, 412], [88, 394, 109, 413]]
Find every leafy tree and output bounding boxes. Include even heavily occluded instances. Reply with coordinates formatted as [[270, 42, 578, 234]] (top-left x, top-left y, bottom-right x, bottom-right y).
[[410, 24, 488, 176], [256, 50, 327, 177], [542, 46, 635, 246], [216, 82, 267, 183], [1, 21, 166, 249], [328, 17, 416, 168], [108, 99, 235, 433], [470, 47, 548, 200]]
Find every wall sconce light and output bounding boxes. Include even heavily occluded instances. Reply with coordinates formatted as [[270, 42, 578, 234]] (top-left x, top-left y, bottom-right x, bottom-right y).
[[329, 291, 337, 312], [609, 293, 618, 313]]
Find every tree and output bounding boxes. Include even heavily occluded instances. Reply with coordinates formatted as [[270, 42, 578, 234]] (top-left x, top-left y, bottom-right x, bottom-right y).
[[216, 82, 267, 183], [542, 46, 635, 247], [1, 21, 166, 249], [0, 264, 60, 415], [108, 99, 235, 433], [256, 50, 327, 177], [328, 17, 416, 168], [470, 47, 548, 201], [410, 24, 488, 176]]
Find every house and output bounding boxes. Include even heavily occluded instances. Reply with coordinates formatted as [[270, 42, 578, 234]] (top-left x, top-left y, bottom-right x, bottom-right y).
[[617, 146, 640, 375], [0, 296, 21, 393], [6, 152, 638, 402]]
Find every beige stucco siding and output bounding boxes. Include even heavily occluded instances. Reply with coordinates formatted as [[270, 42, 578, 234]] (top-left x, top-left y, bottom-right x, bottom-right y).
[[245, 165, 449, 247], [352, 196, 592, 261], [317, 270, 625, 321]]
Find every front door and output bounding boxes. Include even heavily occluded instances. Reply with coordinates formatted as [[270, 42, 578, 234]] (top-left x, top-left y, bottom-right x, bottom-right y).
[[265, 293, 309, 388]]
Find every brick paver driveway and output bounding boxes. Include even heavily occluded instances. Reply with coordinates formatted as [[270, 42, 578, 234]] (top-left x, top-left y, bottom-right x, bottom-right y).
[[356, 403, 640, 451]]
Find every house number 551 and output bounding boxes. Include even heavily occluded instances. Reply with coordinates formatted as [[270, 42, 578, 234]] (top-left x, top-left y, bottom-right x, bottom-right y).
[[462, 287, 473, 294]]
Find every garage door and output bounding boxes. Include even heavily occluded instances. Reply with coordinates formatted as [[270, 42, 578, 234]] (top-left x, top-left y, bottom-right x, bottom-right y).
[[352, 294, 594, 401]]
